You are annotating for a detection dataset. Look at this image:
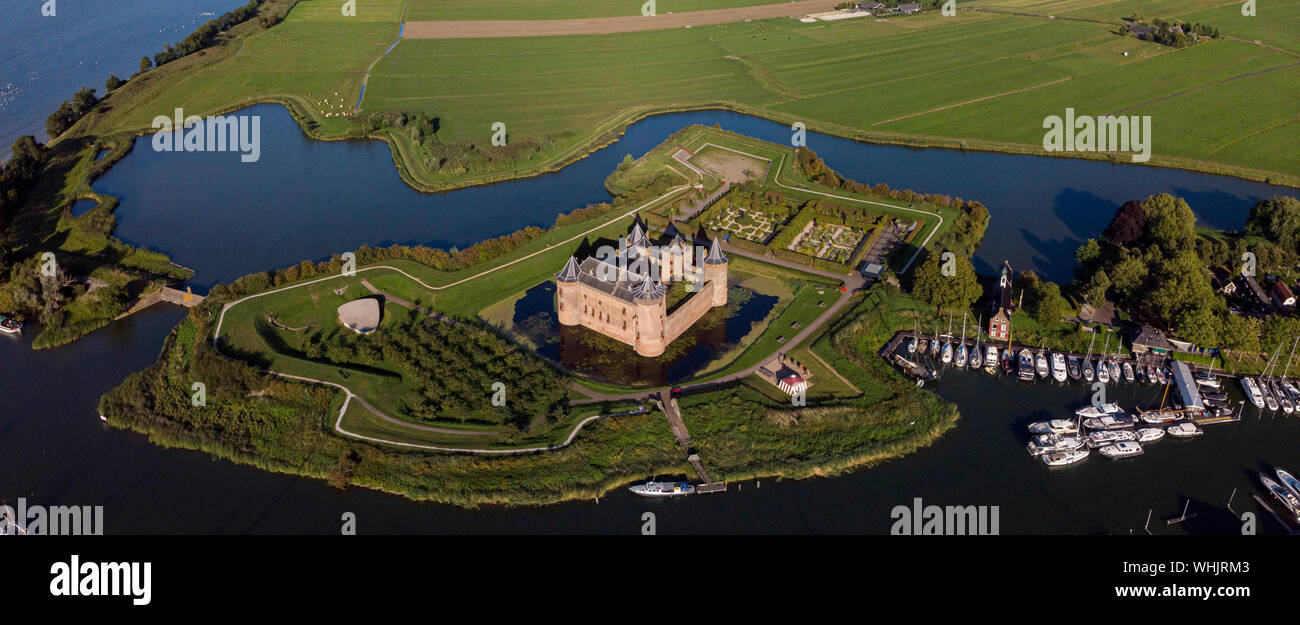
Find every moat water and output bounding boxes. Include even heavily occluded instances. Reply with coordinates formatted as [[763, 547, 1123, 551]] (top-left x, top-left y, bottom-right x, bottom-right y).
[[3, 103, 1299, 533]]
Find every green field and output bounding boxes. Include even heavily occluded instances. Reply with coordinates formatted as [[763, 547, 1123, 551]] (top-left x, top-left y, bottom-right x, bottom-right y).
[[406, 0, 782, 20], [69, 0, 1300, 193]]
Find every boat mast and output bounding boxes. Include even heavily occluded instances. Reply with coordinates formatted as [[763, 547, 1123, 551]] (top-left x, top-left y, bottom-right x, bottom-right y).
[[1282, 336, 1299, 383]]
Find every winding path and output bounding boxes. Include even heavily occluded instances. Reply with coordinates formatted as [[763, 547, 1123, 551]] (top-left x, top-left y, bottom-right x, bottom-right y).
[[210, 142, 940, 451]]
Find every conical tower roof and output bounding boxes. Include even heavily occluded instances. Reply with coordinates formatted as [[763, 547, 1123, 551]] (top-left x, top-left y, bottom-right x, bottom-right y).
[[704, 237, 728, 265], [633, 272, 666, 301], [555, 255, 580, 282], [628, 222, 647, 245]]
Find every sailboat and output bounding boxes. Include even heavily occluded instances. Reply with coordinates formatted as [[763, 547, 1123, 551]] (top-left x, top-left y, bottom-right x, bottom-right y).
[[929, 320, 940, 355], [941, 316, 953, 364], [955, 314, 968, 368], [1108, 358, 1121, 384], [1082, 333, 1095, 383], [970, 317, 984, 371], [1096, 334, 1110, 384], [916, 320, 928, 355]]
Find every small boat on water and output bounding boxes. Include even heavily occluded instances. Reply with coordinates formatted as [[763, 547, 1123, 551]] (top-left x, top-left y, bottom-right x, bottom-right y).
[[0, 313, 22, 335], [1123, 362, 1135, 383], [1202, 397, 1228, 409], [1146, 365, 1157, 384], [1083, 414, 1134, 431], [1108, 360, 1121, 384], [1018, 349, 1036, 381], [1136, 427, 1165, 443], [906, 337, 917, 354], [1042, 448, 1089, 466], [954, 343, 968, 368], [930, 337, 940, 354], [917, 336, 928, 355], [1139, 409, 1181, 425], [1136, 365, 1146, 383], [1096, 359, 1110, 384], [629, 481, 695, 497], [1082, 359, 1094, 383], [894, 354, 935, 381], [1076, 402, 1124, 419], [1036, 351, 1049, 379], [1099, 440, 1143, 458], [1277, 469, 1300, 501], [1051, 352, 1067, 382], [1156, 366, 1167, 385], [1027, 434, 1086, 456], [1194, 371, 1221, 389], [1087, 429, 1137, 448], [984, 345, 999, 373], [1166, 422, 1203, 438], [941, 340, 953, 364], [1242, 377, 1265, 409], [1067, 355, 1081, 380], [1260, 474, 1300, 523], [1202, 392, 1228, 402], [1283, 381, 1300, 401], [1028, 419, 1078, 435], [1264, 386, 1280, 411]]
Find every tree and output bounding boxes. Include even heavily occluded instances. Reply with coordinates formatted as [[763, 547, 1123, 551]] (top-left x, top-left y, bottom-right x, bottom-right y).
[[1025, 279, 1066, 326], [1142, 193, 1196, 255], [139, 56, 152, 74], [1219, 313, 1260, 354], [1102, 200, 1146, 247], [1245, 196, 1300, 255], [1081, 268, 1110, 307], [1075, 238, 1101, 267], [911, 251, 982, 314], [1174, 303, 1218, 348], [106, 75, 125, 92]]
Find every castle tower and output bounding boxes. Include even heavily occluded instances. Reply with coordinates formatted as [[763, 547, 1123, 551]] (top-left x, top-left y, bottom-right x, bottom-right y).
[[555, 255, 581, 326], [633, 273, 666, 357], [703, 237, 729, 307], [665, 233, 687, 283]]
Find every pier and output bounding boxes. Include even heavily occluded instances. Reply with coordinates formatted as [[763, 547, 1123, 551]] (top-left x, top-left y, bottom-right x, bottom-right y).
[[654, 392, 727, 494], [115, 285, 206, 320]]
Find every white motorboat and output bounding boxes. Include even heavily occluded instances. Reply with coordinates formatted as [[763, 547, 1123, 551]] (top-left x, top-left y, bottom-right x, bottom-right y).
[[1026, 434, 1086, 456], [1036, 351, 1049, 379], [629, 481, 696, 497], [1098, 440, 1143, 458], [1082, 414, 1134, 431], [1242, 377, 1265, 409], [1136, 427, 1165, 443], [1042, 448, 1089, 466], [1051, 352, 1067, 382], [1194, 372, 1221, 389], [1166, 422, 1203, 438], [984, 345, 999, 372], [0, 313, 21, 335], [1096, 359, 1110, 384], [1122, 361, 1134, 383], [1277, 468, 1300, 501], [1076, 402, 1124, 418], [1027, 419, 1078, 435], [1018, 349, 1036, 381], [1087, 429, 1137, 448], [1082, 359, 1094, 382], [1260, 474, 1300, 523]]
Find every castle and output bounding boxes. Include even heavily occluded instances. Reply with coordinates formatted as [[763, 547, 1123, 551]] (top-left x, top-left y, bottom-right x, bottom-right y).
[[555, 223, 728, 357]]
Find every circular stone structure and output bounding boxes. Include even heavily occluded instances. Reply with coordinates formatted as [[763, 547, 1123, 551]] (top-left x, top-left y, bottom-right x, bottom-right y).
[[337, 298, 380, 334]]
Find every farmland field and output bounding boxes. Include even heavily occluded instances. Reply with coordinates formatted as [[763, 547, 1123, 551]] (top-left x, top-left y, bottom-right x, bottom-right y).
[[74, 0, 1300, 190]]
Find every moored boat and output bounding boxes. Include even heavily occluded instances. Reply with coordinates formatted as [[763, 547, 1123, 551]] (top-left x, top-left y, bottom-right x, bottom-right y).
[[629, 481, 695, 497], [1082, 359, 1094, 382], [941, 340, 953, 364], [1096, 359, 1110, 384], [1260, 474, 1300, 523], [1067, 355, 1081, 380], [1026, 434, 1086, 456], [1136, 427, 1165, 443], [1242, 377, 1265, 409], [1051, 352, 1067, 382], [1086, 429, 1137, 448], [1036, 351, 1049, 379], [1082, 414, 1134, 430], [1166, 422, 1203, 438], [1139, 409, 1181, 425], [1123, 361, 1134, 383], [984, 345, 999, 373], [1098, 440, 1143, 458], [0, 313, 22, 335], [1277, 468, 1300, 501], [1194, 371, 1221, 389], [1027, 419, 1078, 435], [1108, 360, 1121, 384], [1076, 402, 1124, 419], [955, 343, 968, 368], [1042, 448, 1089, 466], [1018, 349, 1036, 381]]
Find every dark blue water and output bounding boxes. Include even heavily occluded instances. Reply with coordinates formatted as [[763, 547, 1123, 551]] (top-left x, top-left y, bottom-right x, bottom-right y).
[[69, 199, 96, 216], [95, 105, 1297, 287], [0, 0, 246, 160]]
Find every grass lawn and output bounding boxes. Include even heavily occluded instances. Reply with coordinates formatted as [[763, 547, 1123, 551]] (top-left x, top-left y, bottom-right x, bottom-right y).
[[67, 0, 1300, 195]]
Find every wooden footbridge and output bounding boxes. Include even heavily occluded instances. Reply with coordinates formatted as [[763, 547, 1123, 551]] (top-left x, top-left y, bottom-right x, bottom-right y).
[[654, 392, 728, 494], [115, 285, 205, 320]]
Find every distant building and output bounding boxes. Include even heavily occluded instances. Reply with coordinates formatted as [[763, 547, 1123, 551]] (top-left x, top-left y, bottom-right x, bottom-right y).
[[1129, 24, 1155, 39], [988, 261, 1014, 341], [1208, 267, 1237, 295], [897, 2, 922, 14], [1273, 281, 1296, 307], [862, 1, 886, 10], [1131, 325, 1174, 356]]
